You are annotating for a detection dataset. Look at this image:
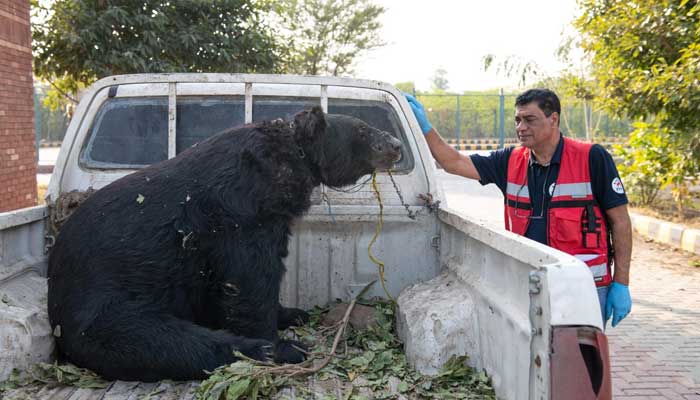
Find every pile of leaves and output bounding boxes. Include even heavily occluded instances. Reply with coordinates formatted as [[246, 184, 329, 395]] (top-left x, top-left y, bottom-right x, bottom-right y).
[[0, 362, 108, 395], [196, 299, 495, 400], [0, 300, 495, 399]]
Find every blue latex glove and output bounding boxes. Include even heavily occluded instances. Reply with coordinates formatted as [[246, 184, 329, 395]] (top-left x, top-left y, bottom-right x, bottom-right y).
[[605, 282, 631, 327], [404, 94, 433, 134]]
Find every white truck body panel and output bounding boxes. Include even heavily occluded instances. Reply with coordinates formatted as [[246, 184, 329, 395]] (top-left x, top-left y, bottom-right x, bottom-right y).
[[1, 74, 606, 399], [438, 206, 602, 399], [0, 206, 52, 377]]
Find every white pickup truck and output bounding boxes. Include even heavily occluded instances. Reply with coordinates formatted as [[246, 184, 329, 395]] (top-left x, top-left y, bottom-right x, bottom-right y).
[[0, 74, 610, 399]]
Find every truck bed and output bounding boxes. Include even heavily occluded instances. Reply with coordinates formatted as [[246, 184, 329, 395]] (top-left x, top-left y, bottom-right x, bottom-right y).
[[2, 379, 358, 400], [3, 381, 200, 400], [1, 74, 611, 399]]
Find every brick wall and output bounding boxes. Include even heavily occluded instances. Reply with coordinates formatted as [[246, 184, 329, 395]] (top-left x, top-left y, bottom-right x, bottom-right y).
[[0, 0, 37, 212]]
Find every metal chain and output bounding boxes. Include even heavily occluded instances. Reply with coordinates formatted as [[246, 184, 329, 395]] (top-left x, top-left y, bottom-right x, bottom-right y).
[[323, 170, 440, 221], [320, 189, 337, 224], [325, 175, 373, 193], [387, 170, 418, 220], [388, 170, 441, 218]]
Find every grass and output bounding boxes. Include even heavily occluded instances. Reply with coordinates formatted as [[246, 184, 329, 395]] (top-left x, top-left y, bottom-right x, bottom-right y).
[[630, 197, 700, 229]]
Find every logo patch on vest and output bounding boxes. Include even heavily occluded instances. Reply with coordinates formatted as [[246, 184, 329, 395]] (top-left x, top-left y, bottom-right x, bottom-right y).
[[612, 177, 625, 194]]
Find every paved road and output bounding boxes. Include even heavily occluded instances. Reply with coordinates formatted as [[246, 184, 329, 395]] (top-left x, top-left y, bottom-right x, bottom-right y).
[[609, 238, 700, 399], [37, 147, 59, 186], [436, 151, 504, 228], [437, 168, 700, 399]]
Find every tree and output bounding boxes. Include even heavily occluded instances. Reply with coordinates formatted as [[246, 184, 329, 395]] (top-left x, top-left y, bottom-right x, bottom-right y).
[[32, 0, 286, 112], [430, 68, 449, 91], [481, 41, 616, 142], [275, 0, 385, 76], [576, 0, 700, 133], [614, 122, 674, 206], [575, 0, 700, 214], [482, 54, 544, 88]]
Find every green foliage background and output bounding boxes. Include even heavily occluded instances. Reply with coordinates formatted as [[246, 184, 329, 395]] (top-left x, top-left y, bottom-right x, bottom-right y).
[[412, 91, 630, 141], [274, 0, 385, 76], [32, 0, 284, 109], [575, 0, 700, 210], [31, 0, 385, 113]]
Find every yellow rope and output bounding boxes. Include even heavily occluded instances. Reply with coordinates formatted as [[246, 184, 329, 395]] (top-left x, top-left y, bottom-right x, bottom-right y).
[[368, 172, 395, 302]]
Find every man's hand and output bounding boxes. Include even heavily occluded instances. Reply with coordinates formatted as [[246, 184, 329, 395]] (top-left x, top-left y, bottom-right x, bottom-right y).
[[404, 94, 432, 134], [605, 282, 631, 327], [403, 93, 480, 179]]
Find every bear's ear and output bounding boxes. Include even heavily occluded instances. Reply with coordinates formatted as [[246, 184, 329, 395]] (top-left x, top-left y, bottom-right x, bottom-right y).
[[294, 106, 327, 142]]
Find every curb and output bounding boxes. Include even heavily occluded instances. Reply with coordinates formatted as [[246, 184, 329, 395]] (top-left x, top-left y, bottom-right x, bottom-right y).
[[630, 212, 700, 255], [452, 144, 504, 151], [445, 139, 518, 145], [36, 164, 54, 174], [38, 141, 62, 148]]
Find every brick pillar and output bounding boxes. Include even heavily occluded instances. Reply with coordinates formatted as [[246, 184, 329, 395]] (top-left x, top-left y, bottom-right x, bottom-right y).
[[0, 0, 37, 212]]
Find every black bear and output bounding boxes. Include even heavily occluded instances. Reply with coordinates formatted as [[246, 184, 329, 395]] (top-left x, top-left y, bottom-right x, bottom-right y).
[[47, 107, 402, 382]]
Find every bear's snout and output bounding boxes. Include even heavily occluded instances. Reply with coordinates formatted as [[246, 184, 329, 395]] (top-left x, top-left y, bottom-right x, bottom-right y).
[[371, 131, 402, 169]]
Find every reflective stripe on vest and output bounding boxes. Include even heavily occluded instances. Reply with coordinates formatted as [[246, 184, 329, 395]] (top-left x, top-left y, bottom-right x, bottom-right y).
[[574, 255, 608, 278], [506, 182, 530, 199], [590, 263, 608, 279], [552, 182, 593, 199], [504, 138, 613, 287]]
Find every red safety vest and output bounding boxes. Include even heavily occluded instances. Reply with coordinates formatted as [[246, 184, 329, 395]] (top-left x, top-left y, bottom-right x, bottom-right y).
[[504, 137, 613, 287]]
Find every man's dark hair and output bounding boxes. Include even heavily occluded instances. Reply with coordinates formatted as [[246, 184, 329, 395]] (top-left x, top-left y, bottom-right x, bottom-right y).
[[515, 89, 561, 120]]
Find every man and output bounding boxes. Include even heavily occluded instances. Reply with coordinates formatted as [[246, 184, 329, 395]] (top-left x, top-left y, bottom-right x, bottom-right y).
[[406, 89, 632, 327]]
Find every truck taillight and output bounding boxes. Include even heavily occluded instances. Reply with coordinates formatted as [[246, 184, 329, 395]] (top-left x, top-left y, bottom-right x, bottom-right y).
[[550, 326, 612, 400]]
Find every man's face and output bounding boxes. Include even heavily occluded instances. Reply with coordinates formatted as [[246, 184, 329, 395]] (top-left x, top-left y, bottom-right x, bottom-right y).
[[514, 102, 559, 148]]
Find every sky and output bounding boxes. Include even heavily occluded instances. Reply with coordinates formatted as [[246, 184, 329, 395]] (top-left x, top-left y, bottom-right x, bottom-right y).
[[353, 0, 581, 92]]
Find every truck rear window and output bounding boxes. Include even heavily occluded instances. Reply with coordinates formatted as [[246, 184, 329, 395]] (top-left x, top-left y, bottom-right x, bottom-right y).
[[81, 95, 412, 171], [251, 97, 413, 171], [81, 97, 169, 168], [329, 99, 412, 171], [176, 97, 245, 153]]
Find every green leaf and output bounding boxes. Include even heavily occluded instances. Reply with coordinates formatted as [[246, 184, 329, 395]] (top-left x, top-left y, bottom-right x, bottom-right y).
[[249, 378, 260, 400], [225, 378, 251, 400], [204, 380, 229, 400]]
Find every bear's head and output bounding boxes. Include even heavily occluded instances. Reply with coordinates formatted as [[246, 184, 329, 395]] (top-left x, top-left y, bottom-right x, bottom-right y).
[[294, 107, 403, 187]]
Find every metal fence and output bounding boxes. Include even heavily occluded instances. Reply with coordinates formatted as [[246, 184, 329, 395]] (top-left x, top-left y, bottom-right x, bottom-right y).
[[33, 87, 633, 151], [416, 92, 632, 147], [34, 86, 70, 146]]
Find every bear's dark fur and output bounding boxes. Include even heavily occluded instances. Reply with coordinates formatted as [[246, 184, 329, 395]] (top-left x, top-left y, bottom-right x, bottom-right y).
[[47, 107, 402, 382]]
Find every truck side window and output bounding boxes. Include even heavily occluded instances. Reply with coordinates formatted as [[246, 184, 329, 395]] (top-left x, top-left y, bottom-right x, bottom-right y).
[[176, 97, 245, 153], [252, 97, 318, 123], [328, 99, 413, 172], [253, 97, 412, 172], [81, 95, 411, 172], [81, 97, 168, 168]]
